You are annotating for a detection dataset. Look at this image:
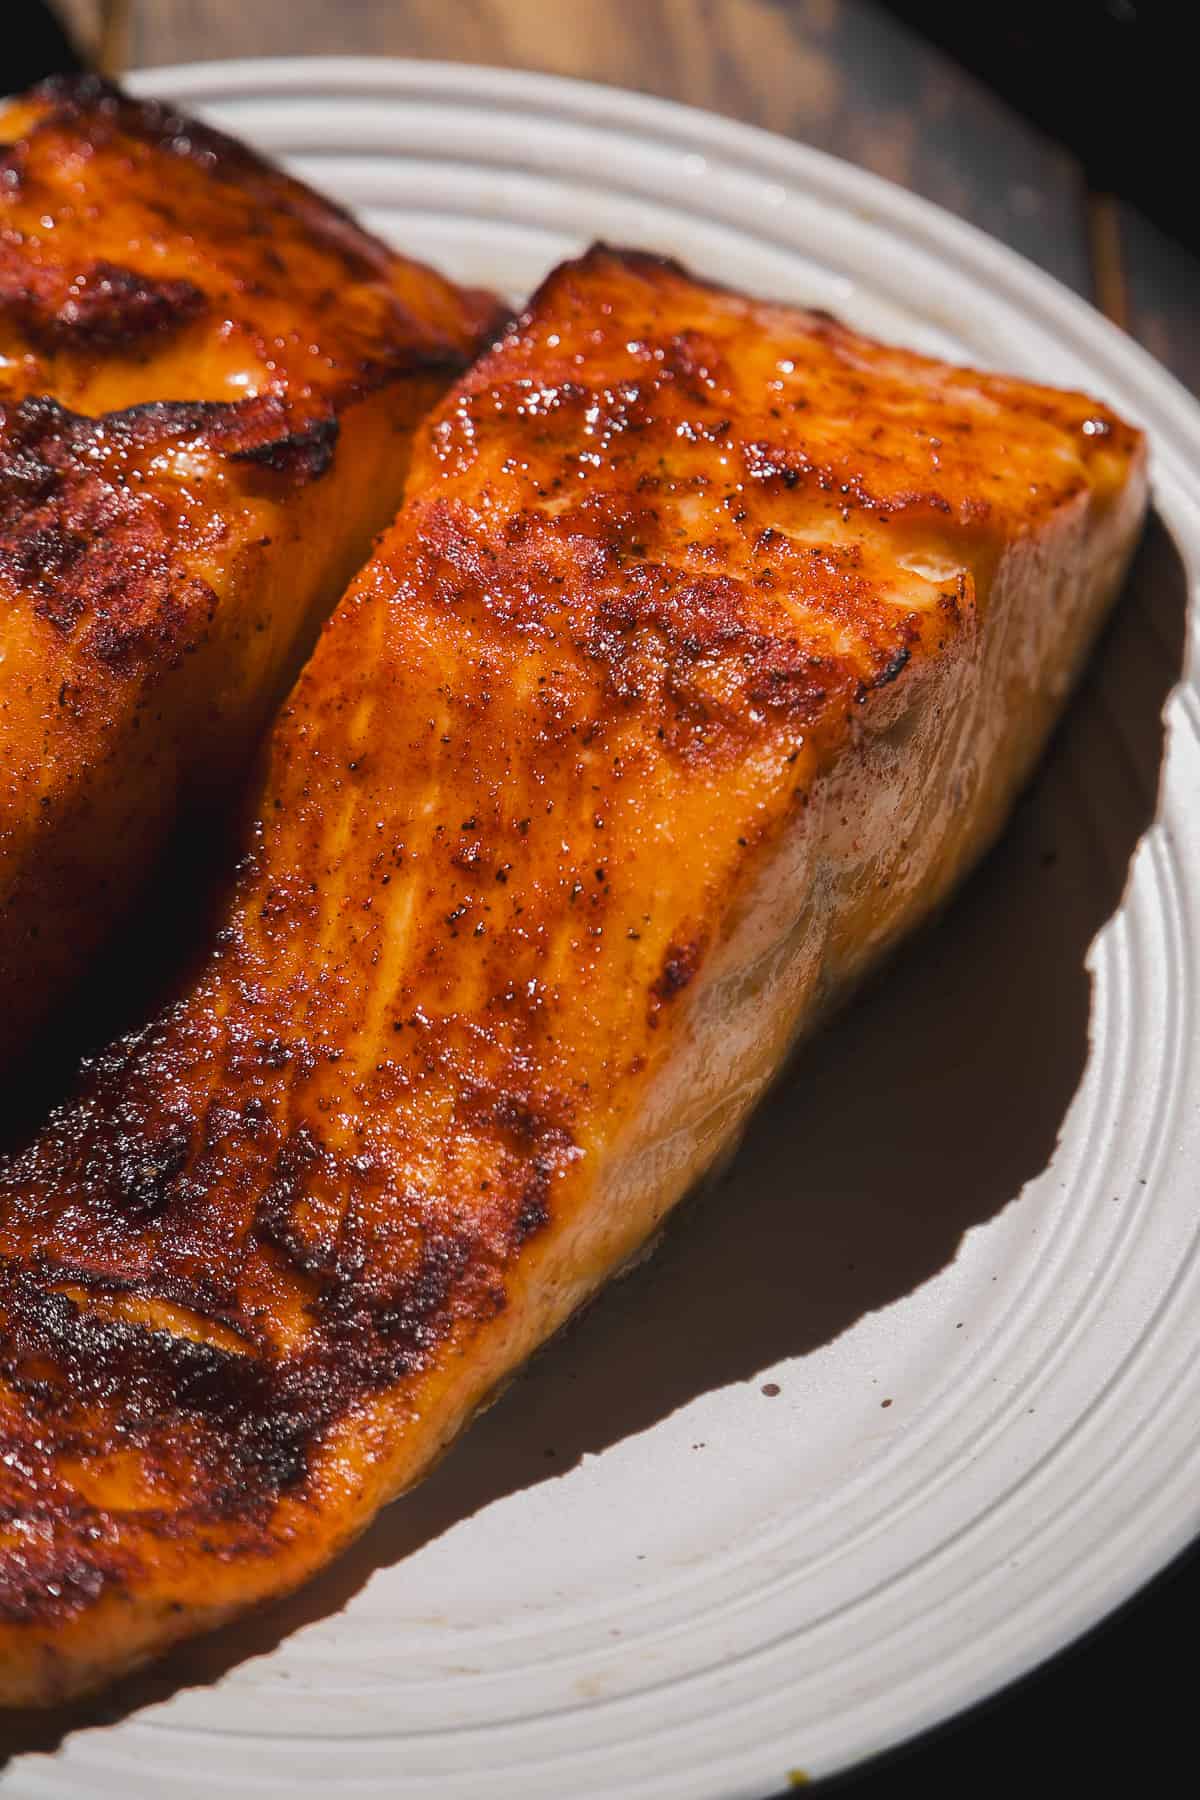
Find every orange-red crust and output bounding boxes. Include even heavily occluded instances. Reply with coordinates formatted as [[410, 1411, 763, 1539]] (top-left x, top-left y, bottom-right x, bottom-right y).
[[0, 247, 1146, 1703], [0, 75, 501, 1058]]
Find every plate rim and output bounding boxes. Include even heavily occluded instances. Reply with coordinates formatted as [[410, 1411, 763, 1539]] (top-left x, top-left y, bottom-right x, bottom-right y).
[[21, 52, 1200, 1792]]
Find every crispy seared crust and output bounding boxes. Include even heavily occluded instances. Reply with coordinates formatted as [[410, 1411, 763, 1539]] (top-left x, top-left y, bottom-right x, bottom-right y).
[[0, 247, 1147, 1703], [0, 76, 502, 1057]]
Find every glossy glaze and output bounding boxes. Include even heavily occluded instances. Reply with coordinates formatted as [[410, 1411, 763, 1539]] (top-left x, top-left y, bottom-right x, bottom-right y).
[[0, 75, 500, 1057], [0, 247, 1147, 1703]]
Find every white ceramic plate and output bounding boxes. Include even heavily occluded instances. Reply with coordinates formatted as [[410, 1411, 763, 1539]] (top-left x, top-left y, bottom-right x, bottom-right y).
[[7, 56, 1200, 1799]]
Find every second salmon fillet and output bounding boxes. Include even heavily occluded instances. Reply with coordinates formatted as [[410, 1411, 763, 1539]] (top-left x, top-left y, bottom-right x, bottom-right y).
[[0, 247, 1147, 1704], [0, 76, 499, 1059]]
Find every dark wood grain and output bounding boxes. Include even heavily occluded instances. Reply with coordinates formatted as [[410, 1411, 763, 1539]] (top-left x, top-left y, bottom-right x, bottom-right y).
[[1118, 203, 1200, 401], [75, 0, 1200, 397], [53, 0, 107, 65], [123, 0, 1092, 297], [53, 0, 102, 47]]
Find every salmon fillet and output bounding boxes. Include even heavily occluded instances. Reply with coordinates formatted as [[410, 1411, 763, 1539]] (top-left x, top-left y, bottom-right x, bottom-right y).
[[0, 247, 1147, 1704], [0, 75, 499, 1059]]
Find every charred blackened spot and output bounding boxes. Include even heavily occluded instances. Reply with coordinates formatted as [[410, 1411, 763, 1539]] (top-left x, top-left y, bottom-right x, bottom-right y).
[[0, 517, 88, 604], [207, 1370, 316, 1497], [230, 412, 339, 483], [0, 1263, 303, 1501], [252, 1124, 331, 1278], [34, 1261, 245, 1338], [74, 393, 338, 487], [212, 1394, 312, 1501], [0, 396, 80, 506], [0, 395, 221, 668], [657, 939, 702, 998], [365, 1228, 473, 1360], [173, 1348, 316, 1505], [0, 261, 206, 355], [648, 939, 703, 1025], [510, 1177, 552, 1250], [871, 644, 910, 689], [111, 1120, 192, 1225]]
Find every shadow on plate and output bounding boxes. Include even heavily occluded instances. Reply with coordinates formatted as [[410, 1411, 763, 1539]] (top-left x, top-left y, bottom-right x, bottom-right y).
[[0, 512, 1189, 1768]]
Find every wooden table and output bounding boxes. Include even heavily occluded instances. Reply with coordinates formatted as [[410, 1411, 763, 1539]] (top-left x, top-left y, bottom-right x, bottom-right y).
[[59, 0, 1199, 399], [31, 3, 1200, 1794]]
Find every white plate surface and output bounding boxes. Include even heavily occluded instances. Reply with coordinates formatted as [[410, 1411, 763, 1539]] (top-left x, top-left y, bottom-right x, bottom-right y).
[[6, 56, 1200, 1799]]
